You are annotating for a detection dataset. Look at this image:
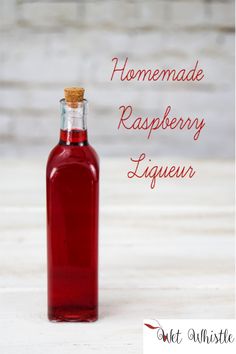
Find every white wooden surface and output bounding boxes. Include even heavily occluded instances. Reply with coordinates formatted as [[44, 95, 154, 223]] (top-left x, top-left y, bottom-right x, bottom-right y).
[[0, 158, 234, 353]]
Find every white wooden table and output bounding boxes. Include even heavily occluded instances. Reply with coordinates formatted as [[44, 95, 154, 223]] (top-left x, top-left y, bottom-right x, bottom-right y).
[[0, 158, 234, 353]]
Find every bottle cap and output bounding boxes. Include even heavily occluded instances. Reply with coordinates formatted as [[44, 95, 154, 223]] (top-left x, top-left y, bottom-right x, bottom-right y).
[[64, 87, 85, 108]]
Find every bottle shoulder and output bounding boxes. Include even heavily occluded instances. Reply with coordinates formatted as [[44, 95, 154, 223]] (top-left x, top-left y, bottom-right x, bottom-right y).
[[46, 143, 99, 178]]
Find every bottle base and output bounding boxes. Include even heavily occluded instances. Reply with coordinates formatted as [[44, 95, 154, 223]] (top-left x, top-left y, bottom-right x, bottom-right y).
[[48, 306, 98, 322]]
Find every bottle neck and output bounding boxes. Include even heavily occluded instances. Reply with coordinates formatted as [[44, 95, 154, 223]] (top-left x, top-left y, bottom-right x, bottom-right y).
[[59, 99, 88, 146]]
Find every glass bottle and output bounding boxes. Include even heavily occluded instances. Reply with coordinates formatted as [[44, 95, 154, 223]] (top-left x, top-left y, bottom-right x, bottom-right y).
[[46, 87, 99, 322]]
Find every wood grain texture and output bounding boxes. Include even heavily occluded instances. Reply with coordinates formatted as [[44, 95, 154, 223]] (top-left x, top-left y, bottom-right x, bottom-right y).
[[0, 158, 234, 353]]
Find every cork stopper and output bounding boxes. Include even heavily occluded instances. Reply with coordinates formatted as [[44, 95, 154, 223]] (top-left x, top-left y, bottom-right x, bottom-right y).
[[64, 87, 85, 108]]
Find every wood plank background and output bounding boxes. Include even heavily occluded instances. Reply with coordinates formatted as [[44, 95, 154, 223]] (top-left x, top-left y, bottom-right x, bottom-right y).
[[0, 0, 234, 158]]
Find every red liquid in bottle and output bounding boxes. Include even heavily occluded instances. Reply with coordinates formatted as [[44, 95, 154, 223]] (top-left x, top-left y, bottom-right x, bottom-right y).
[[46, 128, 99, 322]]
